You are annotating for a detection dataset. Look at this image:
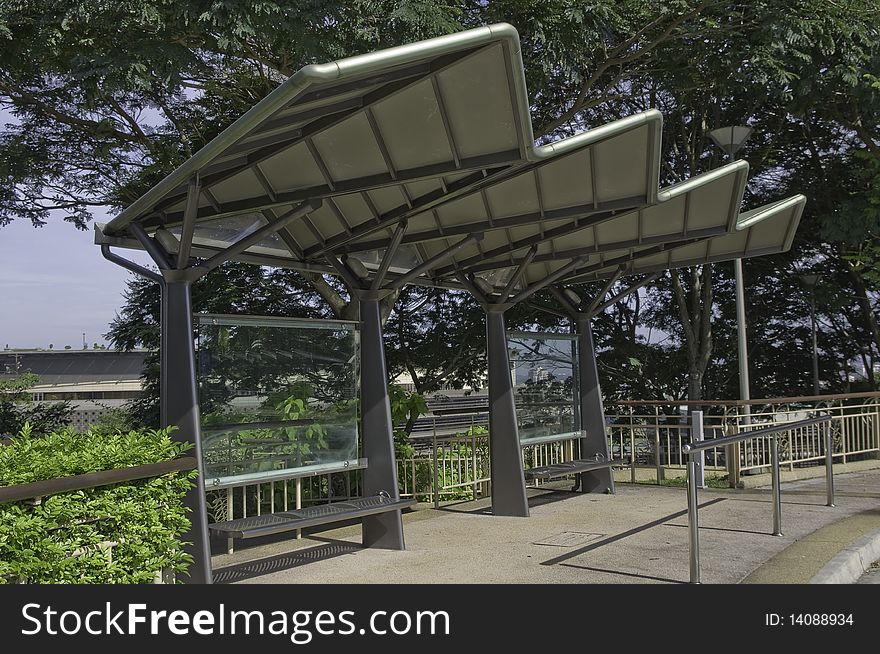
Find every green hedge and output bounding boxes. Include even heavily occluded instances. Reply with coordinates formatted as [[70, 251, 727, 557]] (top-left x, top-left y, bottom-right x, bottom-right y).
[[0, 425, 196, 584]]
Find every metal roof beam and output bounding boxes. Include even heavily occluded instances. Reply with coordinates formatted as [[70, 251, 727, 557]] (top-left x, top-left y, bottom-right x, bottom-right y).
[[563, 238, 703, 284], [371, 219, 408, 290], [151, 48, 485, 217], [339, 195, 645, 254], [498, 244, 537, 303], [509, 256, 590, 305], [389, 233, 483, 291], [589, 273, 661, 317], [433, 205, 639, 277], [152, 150, 522, 228], [176, 175, 201, 269], [299, 158, 523, 257], [585, 267, 623, 315], [198, 200, 320, 273], [128, 222, 172, 270], [460, 224, 729, 276], [325, 253, 365, 291]]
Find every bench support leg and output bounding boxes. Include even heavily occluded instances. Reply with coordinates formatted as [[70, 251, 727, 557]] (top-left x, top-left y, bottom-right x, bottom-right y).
[[575, 315, 614, 494], [161, 279, 213, 582], [486, 308, 529, 516], [360, 297, 405, 549]]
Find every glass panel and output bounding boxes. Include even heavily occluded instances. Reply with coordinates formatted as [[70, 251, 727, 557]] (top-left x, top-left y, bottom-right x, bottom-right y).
[[507, 332, 578, 445], [168, 213, 289, 256], [348, 243, 421, 274], [476, 267, 516, 289], [196, 314, 360, 485]]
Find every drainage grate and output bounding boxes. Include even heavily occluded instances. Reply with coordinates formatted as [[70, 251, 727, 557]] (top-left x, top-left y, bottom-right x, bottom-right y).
[[533, 532, 605, 548]]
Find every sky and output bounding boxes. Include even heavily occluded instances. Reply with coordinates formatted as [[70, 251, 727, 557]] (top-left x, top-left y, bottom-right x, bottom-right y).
[[0, 212, 153, 349]]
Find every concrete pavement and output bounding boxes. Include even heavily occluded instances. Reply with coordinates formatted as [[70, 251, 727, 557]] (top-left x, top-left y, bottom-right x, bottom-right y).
[[211, 468, 880, 584]]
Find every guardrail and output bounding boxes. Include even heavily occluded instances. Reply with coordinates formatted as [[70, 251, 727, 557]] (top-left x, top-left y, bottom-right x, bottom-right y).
[[0, 456, 198, 503], [605, 393, 880, 483], [681, 413, 833, 584]]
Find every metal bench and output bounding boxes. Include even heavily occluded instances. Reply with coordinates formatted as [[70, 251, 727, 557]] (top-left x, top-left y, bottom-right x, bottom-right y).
[[209, 492, 415, 541], [524, 457, 629, 486]]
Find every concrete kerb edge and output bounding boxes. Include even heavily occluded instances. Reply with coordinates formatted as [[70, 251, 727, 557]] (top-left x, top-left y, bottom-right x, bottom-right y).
[[737, 459, 880, 489], [809, 527, 880, 584]]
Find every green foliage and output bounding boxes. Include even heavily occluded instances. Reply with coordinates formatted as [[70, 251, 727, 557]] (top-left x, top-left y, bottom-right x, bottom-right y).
[[0, 425, 195, 583], [0, 372, 72, 436], [7, 0, 880, 403]]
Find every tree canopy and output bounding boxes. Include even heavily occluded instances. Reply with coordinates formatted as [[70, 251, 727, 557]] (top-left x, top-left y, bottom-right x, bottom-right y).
[[3, 1, 879, 410]]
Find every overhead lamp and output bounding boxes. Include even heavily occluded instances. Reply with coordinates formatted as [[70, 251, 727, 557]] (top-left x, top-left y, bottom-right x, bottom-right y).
[[800, 273, 820, 288], [473, 276, 495, 296], [345, 256, 370, 280], [707, 126, 753, 158], [562, 288, 582, 307]]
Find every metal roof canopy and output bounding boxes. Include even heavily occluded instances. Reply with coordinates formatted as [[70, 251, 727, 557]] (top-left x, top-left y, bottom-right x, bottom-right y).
[[96, 22, 805, 296]]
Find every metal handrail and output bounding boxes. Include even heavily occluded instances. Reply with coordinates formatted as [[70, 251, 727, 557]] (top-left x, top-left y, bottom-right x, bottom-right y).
[[0, 456, 198, 504], [682, 415, 831, 453], [608, 391, 880, 407], [684, 413, 834, 584]]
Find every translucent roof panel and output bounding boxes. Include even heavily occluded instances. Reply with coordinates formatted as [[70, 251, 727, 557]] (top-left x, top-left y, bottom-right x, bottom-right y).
[[96, 23, 805, 295], [449, 161, 749, 279]]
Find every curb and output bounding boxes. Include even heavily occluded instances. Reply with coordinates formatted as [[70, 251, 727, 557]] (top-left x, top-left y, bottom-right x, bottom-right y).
[[809, 527, 880, 584]]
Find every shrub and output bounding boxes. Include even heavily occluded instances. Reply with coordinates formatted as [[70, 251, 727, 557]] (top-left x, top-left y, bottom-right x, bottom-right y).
[[0, 425, 196, 584]]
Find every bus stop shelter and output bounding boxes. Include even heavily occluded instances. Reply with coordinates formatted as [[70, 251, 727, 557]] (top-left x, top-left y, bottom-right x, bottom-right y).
[[95, 23, 805, 583]]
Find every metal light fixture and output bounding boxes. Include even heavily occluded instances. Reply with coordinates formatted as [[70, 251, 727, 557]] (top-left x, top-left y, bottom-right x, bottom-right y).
[[563, 288, 582, 308], [708, 126, 753, 158], [345, 255, 371, 280], [473, 276, 495, 296]]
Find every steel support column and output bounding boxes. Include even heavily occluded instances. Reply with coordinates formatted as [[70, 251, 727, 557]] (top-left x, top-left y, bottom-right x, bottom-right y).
[[575, 314, 614, 493], [159, 280, 213, 583], [486, 308, 529, 517], [359, 297, 405, 549]]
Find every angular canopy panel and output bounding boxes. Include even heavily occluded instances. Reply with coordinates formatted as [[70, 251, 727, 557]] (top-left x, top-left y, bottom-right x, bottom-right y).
[[438, 160, 749, 280], [559, 195, 806, 286], [96, 22, 805, 296]]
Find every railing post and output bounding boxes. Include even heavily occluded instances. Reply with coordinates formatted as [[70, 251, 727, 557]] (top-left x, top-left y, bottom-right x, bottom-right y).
[[630, 426, 636, 483], [432, 422, 440, 509], [471, 430, 478, 500], [687, 452, 701, 584], [691, 411, 705, 489], [654, 406, 662, 485], [771, 433, 783, 536], [825, 421, 835, 507], [295, 477, 302, 540]]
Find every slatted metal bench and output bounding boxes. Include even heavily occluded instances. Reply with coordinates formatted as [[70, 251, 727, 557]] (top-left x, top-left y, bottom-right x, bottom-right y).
[[524, 457, 629, 484], [209, 492, 416, 541]]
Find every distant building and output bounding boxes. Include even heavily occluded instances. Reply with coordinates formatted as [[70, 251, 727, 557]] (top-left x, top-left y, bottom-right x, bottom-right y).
[[529, 366, 550, 383], [0, 350, 147, 430]]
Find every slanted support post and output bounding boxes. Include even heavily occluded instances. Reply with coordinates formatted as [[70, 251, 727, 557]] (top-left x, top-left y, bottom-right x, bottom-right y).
[[160, 279, 213, 583], [359, 296, 405, 549], [486, 307, 529, 517], [574, 314, 614, 494]]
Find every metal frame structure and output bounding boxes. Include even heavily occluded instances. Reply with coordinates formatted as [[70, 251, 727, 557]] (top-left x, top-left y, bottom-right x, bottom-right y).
[[96, 23, 808, 578]]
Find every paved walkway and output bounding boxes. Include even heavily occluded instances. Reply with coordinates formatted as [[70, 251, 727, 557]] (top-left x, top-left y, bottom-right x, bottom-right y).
[[212, 468, 880, 585]]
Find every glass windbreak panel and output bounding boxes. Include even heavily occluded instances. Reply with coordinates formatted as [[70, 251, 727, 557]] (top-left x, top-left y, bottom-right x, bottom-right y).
[[507, 332, 578, 446], [196, 314, 360, 485], [168, 213, 289, 257]]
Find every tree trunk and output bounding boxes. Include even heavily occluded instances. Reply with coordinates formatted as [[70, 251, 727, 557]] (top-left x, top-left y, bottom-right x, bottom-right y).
[[670, 265, 714, 404], [846, 262, 880, 389]]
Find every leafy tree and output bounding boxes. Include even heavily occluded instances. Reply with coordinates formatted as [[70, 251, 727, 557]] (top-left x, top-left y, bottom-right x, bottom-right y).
[[0, 372, 72, 436], [6, 1, 880, 406]]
